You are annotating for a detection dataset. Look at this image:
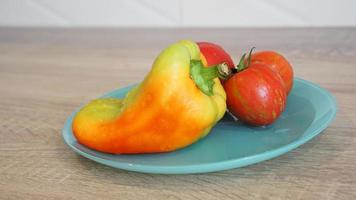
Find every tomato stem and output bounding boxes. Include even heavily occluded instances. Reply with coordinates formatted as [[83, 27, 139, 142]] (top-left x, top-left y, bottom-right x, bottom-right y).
[[234, 47, 256, 73], [246, 47, 256, 67]]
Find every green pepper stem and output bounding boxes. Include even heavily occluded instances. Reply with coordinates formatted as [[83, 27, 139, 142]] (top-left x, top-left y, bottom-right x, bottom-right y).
[[190, 60, 232, 96], [192, 47, 256, 96], [200, 62, 231, 80]]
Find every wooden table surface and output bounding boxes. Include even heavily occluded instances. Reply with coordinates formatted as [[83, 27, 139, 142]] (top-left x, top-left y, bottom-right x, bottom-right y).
[[0, 28, 355, 199]]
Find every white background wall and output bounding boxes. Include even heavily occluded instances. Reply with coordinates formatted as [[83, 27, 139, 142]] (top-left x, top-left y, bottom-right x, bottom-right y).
[[1, 0, 356, 27]]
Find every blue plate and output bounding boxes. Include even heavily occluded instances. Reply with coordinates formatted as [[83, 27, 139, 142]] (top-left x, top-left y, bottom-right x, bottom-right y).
[[62, 78, 337, 174]]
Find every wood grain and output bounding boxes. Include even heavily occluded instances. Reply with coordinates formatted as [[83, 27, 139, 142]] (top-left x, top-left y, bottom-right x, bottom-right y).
[[0, 28, 355, 200]]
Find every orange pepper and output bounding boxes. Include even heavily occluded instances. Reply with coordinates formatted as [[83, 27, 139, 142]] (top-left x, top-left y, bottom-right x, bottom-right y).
[[72, 40, 227, 154]]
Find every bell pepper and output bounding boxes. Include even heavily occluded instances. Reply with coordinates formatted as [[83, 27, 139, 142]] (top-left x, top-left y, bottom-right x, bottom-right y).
[[72, 40, 227, 154]]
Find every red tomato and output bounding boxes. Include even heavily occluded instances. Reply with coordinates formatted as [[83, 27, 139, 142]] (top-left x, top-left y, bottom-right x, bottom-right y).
[[197, 42, 235, 67], [223, 62, 287, 126], [250, 51, 294, 94]]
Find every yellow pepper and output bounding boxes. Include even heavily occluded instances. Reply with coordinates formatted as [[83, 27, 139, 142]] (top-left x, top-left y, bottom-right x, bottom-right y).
[[72, 40, 227, 154]]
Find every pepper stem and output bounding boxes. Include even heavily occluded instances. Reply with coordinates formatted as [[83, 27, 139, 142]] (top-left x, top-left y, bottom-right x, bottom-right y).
[[190, 60, 231, 96], [190, 47, 255, 96]]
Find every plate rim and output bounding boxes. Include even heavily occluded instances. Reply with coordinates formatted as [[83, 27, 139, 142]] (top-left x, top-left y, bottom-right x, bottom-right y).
[[62, 78, 337, 174]]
